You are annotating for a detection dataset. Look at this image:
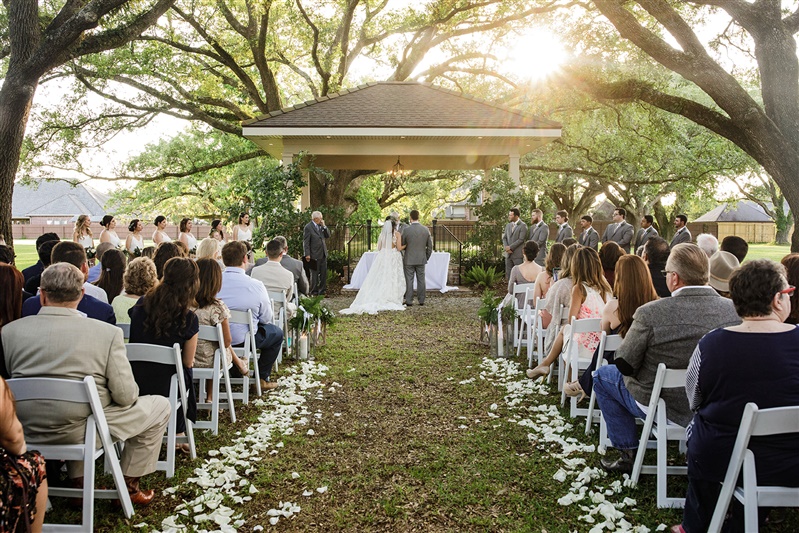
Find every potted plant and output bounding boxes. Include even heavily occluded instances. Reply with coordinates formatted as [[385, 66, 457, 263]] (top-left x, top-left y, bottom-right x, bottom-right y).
[[477, 290, 503, 357]]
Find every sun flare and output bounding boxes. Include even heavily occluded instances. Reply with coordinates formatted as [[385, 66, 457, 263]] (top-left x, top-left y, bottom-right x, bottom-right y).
[[501, 28, 567, 82]]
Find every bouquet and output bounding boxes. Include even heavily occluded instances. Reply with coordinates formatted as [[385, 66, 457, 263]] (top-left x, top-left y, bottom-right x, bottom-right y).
[[85, 247, 96, 259]]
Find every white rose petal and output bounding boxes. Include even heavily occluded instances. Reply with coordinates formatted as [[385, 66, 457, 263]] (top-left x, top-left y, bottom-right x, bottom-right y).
[[316, 486, 328, 493]]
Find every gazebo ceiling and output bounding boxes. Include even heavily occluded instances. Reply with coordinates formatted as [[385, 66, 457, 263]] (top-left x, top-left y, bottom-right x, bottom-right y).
[[242, 82, 561, 171]]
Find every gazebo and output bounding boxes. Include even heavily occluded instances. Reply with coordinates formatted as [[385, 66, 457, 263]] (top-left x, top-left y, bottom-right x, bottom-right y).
[[242, 81, 561, 208]]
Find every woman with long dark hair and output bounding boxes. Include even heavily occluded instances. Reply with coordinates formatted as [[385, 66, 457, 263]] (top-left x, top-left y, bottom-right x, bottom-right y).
[[152, 215, 171, 245], [232, 213, 251, 243], [178, 218, 197, 254], [152, 242, 181, 280], [534, 242, 565, 299], [98, 215, 120, 248], [129, 257, 199, 451], [0, 265, 24, 380], [598, 241, 625, 288], [93, 248, 126, 303]]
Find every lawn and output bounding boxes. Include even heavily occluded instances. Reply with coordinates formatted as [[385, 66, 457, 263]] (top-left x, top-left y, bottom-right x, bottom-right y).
[[42, 293, 798, 531]]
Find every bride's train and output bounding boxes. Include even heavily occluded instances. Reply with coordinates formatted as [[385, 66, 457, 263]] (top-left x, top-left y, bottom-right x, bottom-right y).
[[340, 248, 406, 315]]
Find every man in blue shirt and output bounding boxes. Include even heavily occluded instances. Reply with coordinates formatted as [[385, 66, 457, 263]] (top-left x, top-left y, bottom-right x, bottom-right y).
[[87, 242, 116, 283], [217, 241, 283, 390]]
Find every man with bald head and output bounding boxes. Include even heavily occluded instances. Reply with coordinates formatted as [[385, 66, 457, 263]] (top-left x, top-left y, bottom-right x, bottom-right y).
[[303, 211, 330, 296]]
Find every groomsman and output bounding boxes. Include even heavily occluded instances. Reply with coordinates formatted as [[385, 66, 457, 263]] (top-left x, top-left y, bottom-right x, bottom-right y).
[[502, 208, 527, 280], [554, 210, 573, 243], [303, 210, 330, 296], [634, 215, 659, 255], [528, 209, 548, 266], [577, 215, 599, 250], [601, 207, 634, 253], [670, 214, 692, 246]]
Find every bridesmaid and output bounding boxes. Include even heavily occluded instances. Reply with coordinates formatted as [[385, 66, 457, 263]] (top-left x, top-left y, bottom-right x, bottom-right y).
[[210, 219, 226, 242], [152, 215, 172, 245], [72, 214, 93, 249], [178, 218, 197, 254], [232, 213, 252, 243], [126, 219, 144, 256], [99, 215, 121, 248]]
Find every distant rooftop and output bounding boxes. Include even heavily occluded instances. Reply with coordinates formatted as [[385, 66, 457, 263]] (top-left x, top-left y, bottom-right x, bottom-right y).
[[12, 179, 109, 219], [695, 200, 774, 223]]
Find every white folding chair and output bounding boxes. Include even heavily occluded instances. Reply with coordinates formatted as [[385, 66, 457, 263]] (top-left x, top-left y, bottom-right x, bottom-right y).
[[228, 309, 261, 403], [117, 322, 130, 340], [559, 317, 603, 417], [267, 289, 289, 368], [193, 324, 236, 434], [126, 343, 196, 478], [8, 376, 134, 530], [545, 304, 568, 385], [630, 363, 688, 508], [511, 283, 534, 350], [585, 332, 623, 435], [708, 403, 799, 533]]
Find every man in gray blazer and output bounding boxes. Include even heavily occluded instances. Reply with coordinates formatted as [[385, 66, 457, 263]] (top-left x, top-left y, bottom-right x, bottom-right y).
[[593, 244, 740, 474], [670, 213, 692, 247], [502, 208, 528, 280], [528, 209, 549, 266], [577, 215, 599, 250], [401, 210, 433, 306], [249, 236, 309, 296], [554, 210, 573, 243], [3, 263, 171, 504], [601, 207, 635, 253], [633, 215, 659, 255], [303, 210, 330, 295]]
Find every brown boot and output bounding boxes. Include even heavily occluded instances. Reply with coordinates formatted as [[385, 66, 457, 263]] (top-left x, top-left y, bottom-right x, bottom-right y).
[[124, 476, 155, 506]]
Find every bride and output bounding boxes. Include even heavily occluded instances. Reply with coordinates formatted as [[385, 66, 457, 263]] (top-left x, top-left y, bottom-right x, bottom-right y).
[[340, 217, 406, 315]]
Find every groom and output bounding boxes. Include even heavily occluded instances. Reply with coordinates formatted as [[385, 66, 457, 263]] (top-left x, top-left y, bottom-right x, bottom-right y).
[[401, 210, 433, 306]]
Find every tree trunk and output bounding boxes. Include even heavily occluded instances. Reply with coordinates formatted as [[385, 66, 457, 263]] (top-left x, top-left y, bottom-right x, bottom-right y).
[[309, 169, 372, 221], [0, 72, 39, 250]]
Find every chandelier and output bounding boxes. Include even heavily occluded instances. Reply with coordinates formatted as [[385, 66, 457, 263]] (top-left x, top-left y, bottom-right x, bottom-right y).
[[390, 156, 406, 178]]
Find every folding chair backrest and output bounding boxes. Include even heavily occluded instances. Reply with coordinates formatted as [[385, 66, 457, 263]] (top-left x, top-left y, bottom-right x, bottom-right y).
[[117, 322, 130, 340], [646, 363, 687, 413], [268, 290, 287, 305], [570, 317, 602, 334], [197, 323, 224, 344], [512, 283, 532, 308], [602, 333, 623, 353], [229, 309, 256, 347]]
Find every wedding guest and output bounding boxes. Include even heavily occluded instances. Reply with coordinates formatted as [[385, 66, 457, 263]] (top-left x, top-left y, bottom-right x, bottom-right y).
[[23, 242, 115, 323], [153, 242, 181, 279], [174, 240, 190, 257], [528, 247, 612, 379], [720, 235, 748, 263], [674, 259, 799, 533], [562, 238, 577, 247], [196, 237, 222, 264], [178, 218, 197, 254], [232, 213, 252, 243], [217, 241, 283, 391], [152, 215, 171, 245], [781, 253, 799, 324], [708, 251, 739, 298], [0, 377, 48, 530], [642, 236, 671, 298], [599, 241, 625, 288], [73, 214, 93, 250], [594, 244, 739, 475], [126, 219, 144, 256], [210, 219, 226, 242], [112, 257, 157, 324], [87, 242, 115, 283], [0, 246, 13, 266], [99, 215, 121, 248], [140, 246, 156, 259], [303, 211, 330, 296], [0, 264, 25, 379], [129, 257, 198, 450], [534, 243, 565, 300], [538, 244, 579, 334], [93, 249, 126, 304], [5, 263, 168, 506], [192, 259, 249, 402], [564, 254, 658, 400], [272, 236, 309, 296], [251, 239, 296, 317], [507, 241, 542, 306], [695, 233, 718, 258], [22, 239, 60, 295], [22, 233, 59, 287]]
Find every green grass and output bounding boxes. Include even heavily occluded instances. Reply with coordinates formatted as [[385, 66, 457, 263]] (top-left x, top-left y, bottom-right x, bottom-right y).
[[744, 243, 792, 262]]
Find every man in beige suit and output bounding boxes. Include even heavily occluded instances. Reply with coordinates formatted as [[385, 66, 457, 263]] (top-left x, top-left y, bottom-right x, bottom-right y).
[[250, 238, 296, 318], [2, 263, 170, 505]]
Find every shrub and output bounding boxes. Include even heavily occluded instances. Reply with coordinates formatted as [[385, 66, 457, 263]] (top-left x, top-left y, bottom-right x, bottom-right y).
[[464, 264, 501, 289]]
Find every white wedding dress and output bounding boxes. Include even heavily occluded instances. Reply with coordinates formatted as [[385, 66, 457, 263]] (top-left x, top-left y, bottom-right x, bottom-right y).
[[340, 223, 406, 315]]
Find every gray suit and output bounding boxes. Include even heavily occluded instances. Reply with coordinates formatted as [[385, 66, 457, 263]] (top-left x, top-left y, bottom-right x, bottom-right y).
[[634, 227, 659, 255], [2, 307, 171, 478], [502, 220, 528, 280], [601, 221, 634, 253], [578, 227, 599, 250], [249, 255, 310, 296], [528, 222, 549, 266], [614, 287, 740, 427], [670, 227, 692, 247], [401, 222, 433, 305], [555, 223, 573, 243], [303, 221, 330, 295]]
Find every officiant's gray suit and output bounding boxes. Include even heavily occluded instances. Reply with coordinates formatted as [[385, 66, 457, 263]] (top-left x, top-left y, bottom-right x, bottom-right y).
[[401, 221, 433, 305]]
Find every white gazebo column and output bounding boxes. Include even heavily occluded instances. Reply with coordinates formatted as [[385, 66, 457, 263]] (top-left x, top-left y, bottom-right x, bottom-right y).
[[509, 154, 520, 187], [283, 152, 311, 210]]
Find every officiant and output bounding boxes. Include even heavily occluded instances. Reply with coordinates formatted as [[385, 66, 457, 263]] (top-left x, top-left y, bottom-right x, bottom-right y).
[[303, 210, 330, 296]]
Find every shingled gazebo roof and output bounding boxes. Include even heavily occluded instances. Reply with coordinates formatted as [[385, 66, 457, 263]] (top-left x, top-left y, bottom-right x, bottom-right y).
[[242, 81, 561, 172]]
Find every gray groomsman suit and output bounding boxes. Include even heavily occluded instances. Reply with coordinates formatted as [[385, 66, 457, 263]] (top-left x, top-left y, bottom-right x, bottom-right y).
[[634, 226, 659, 255], [555, 223, 573, 243], [578, 227, 599, 250], [601, 221, 634, 253], [670, 227, 692, 247], [502, 220, 528, 280], [401, 222, 433, 305], [528, 222, 549, 266]]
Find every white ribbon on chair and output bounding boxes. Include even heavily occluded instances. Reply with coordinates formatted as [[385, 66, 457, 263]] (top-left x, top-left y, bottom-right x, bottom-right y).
[[496, 303, 505, 358]]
